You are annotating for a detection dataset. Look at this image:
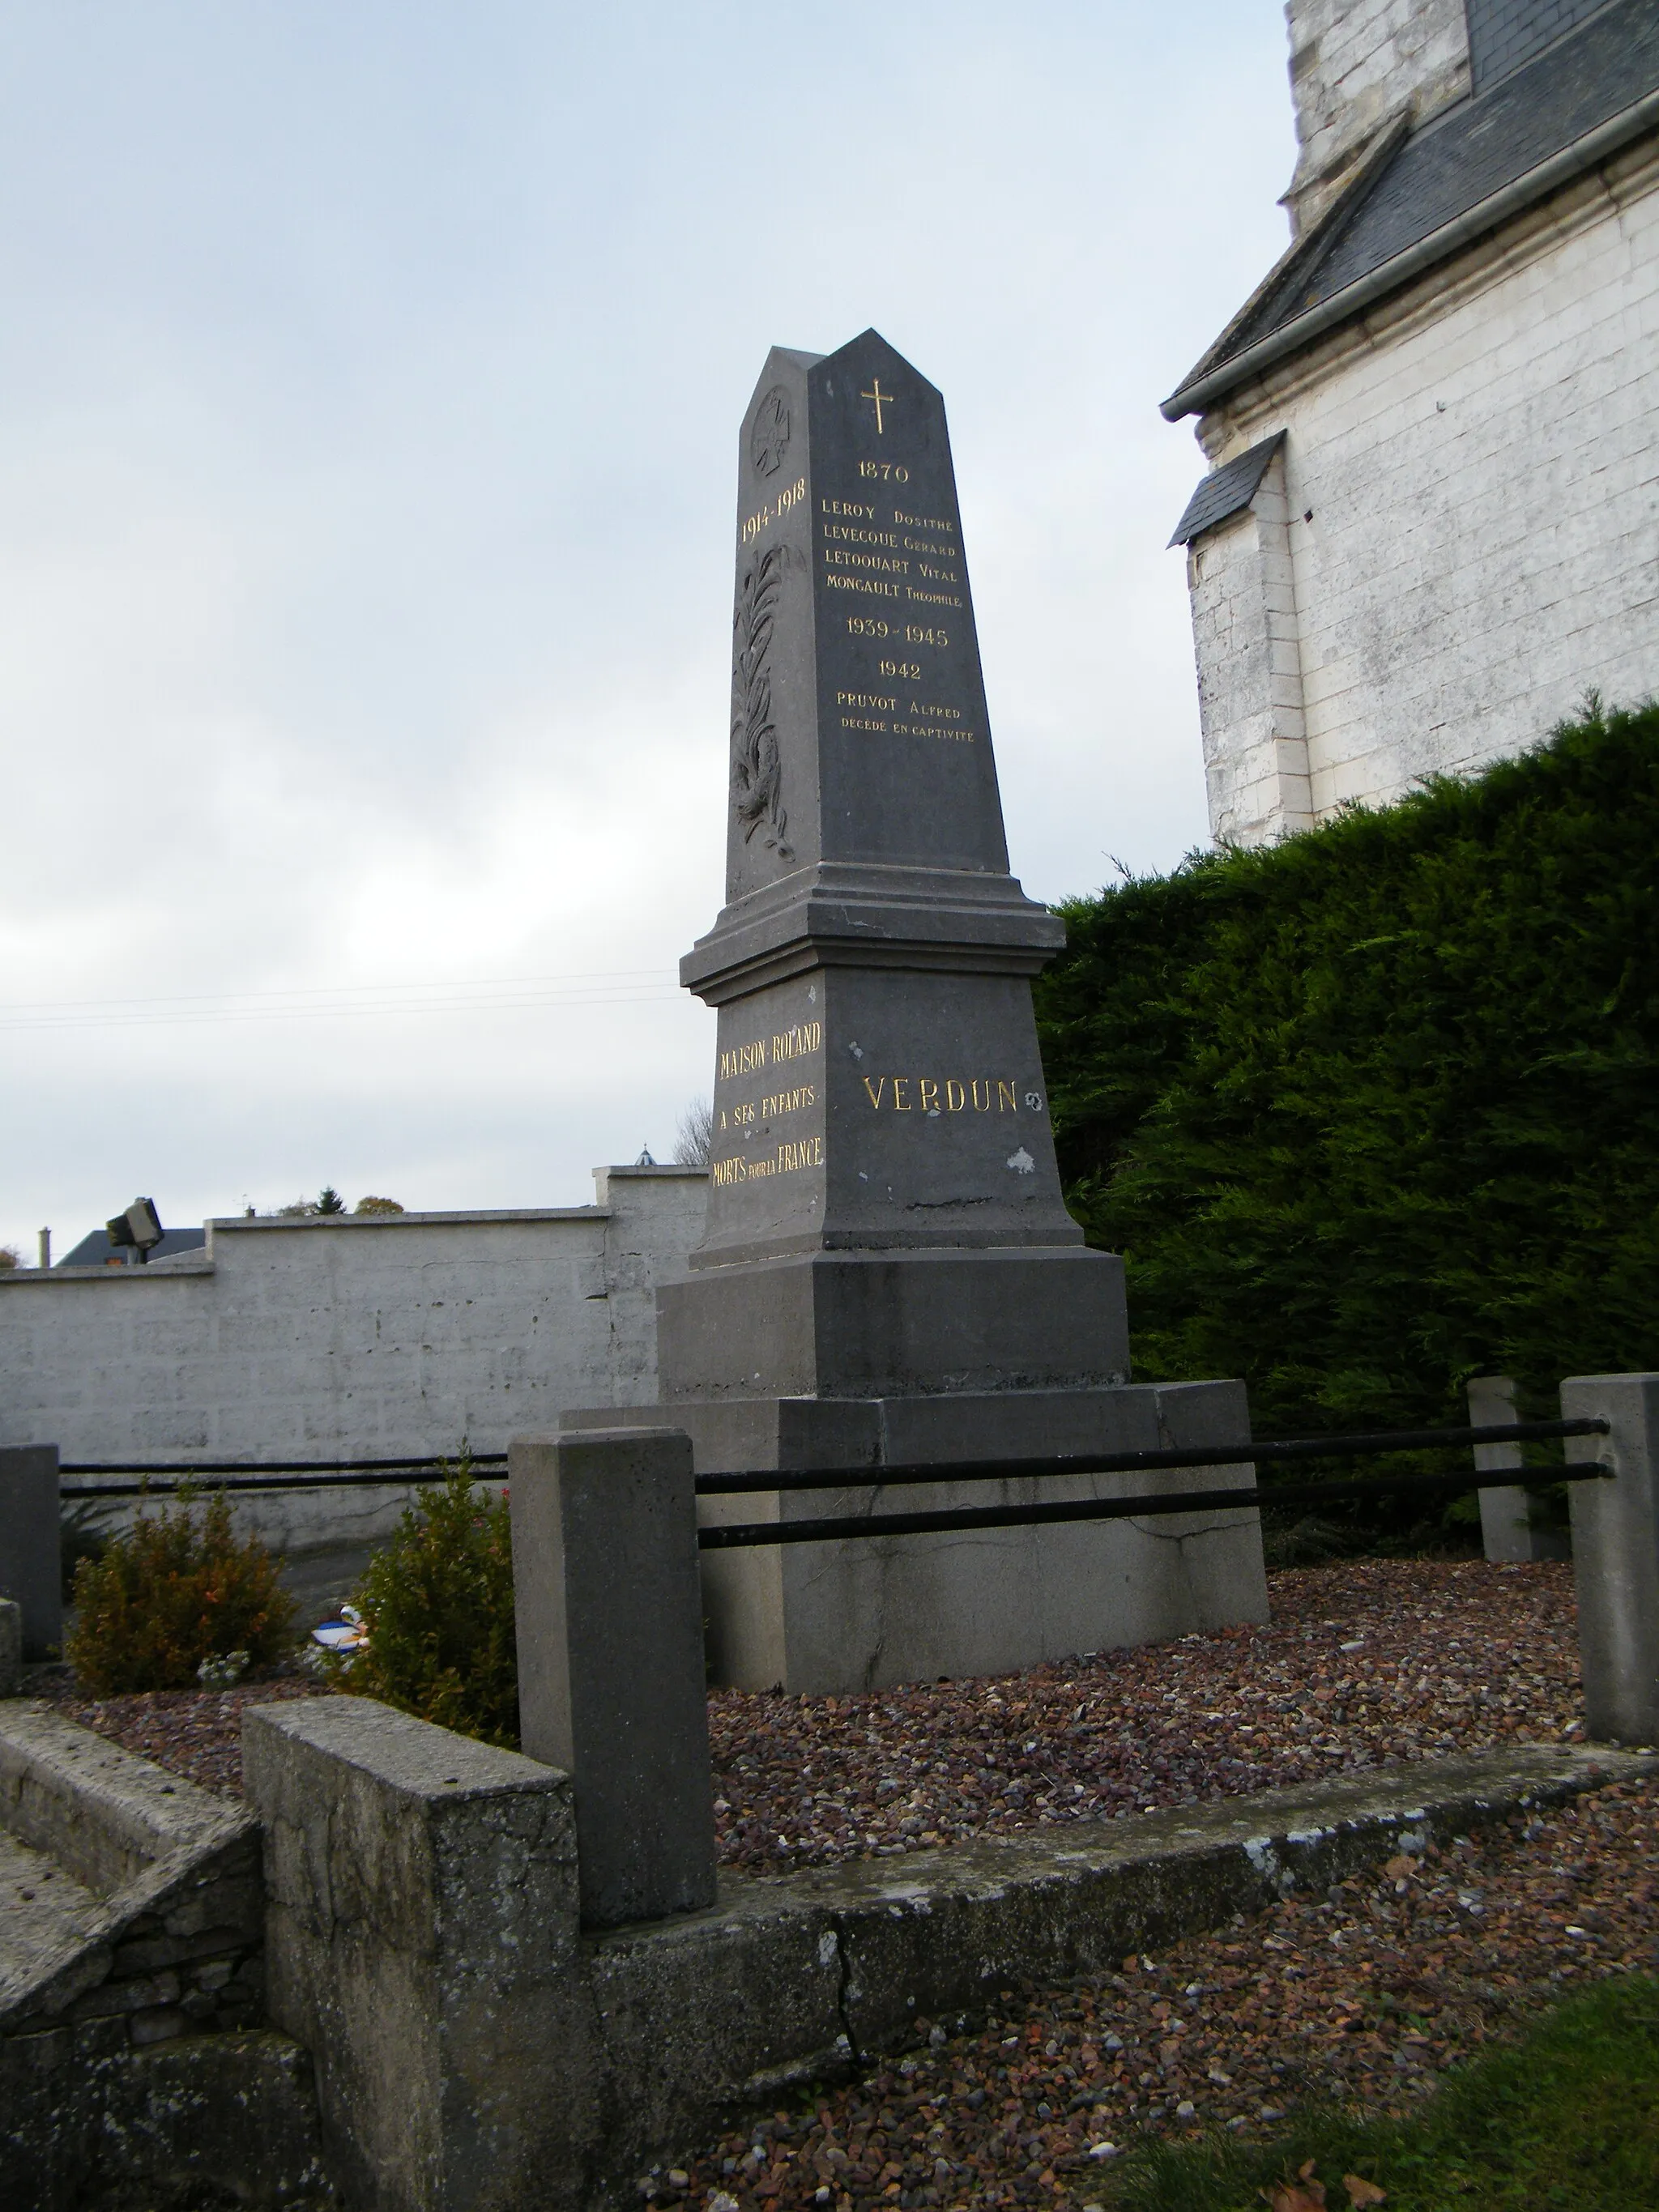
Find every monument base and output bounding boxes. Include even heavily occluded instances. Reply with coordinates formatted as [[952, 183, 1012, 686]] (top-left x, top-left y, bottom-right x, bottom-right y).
[[658, 1247, 1130, 1401], [561, 1379, 1268, 1694]]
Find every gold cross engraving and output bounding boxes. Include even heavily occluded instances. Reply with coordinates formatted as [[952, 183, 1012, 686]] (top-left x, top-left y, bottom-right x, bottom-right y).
[[860, 377, 894, 434]]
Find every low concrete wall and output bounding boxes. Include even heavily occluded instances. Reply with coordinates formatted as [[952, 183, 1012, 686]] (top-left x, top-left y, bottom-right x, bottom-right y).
[[245, 1697, 586, 2212], [0, 1703, 266, 2037], [243, 1702, 1653, 2212], [0, 1166, 707, 1555]]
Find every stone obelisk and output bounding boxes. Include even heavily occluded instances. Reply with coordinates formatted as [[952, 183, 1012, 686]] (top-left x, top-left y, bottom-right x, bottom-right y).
[[569, 330, 1268, 1691], [662, 328, 1128, 1396]]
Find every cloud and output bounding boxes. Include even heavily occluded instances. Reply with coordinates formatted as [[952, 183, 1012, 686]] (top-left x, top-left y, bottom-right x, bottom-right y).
[[0, 0, 1294, 1251]]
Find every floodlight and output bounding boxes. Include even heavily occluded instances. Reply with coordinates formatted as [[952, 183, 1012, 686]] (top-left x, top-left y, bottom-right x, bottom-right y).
[[105, 1197, 164, 1263]]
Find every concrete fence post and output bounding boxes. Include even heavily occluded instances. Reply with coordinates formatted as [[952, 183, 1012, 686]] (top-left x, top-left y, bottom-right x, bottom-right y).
[[1561, 1373, 1659, 1745], [1468, 1375, 1566, 1562], [0, 1443, 62, 1660], [508, 1426, 715, 1928], [0, 1596, 21, 1694]]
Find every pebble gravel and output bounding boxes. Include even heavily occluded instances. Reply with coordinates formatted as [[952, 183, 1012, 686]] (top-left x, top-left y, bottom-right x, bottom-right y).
[[32, 1672, 327, 1797], [32, 1562, 1582, 1845], [708, 1561, 1584, 1873]]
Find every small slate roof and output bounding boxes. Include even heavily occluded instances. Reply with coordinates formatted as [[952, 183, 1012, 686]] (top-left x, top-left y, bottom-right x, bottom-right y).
[[1164, 0, 1659, 419], [58, 1225, 207, 1268], [1168, 432, 1286, 548]]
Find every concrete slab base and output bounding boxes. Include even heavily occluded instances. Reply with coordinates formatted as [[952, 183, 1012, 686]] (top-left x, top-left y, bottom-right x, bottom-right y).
[[565, 1379, 1269, 1692]]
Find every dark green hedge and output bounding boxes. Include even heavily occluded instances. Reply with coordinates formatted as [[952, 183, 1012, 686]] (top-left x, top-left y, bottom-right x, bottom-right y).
[[1034, 700, 1659, 1447]]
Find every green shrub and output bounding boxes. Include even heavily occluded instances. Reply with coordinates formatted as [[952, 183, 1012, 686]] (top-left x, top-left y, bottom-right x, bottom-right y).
[[66, 1485, 296, 1694], [343, 1455, 518, 1750], [60, 1498, 111, 1604], [1034, 700, 1659, 1522]]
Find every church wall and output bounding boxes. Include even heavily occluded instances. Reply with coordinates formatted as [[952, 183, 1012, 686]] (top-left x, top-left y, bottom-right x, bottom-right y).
[[1185, 142, 1659, 840], [0, 1166, 707, 1550], [1185, 450, 1315, 844], [1283, 0, 1470, 235]]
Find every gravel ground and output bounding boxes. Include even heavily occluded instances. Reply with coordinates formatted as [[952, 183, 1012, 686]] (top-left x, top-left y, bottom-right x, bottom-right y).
[[670, 1775, 1659, 2211], [708, 1561, 1584, 1873], [32, 1561, 1583, 1849], [29, 1670, 328, 1796]]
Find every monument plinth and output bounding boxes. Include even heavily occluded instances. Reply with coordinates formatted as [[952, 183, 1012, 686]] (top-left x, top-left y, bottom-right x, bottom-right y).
[[568, 332, 1267, 1692], [660, 330, 1127, 1399]]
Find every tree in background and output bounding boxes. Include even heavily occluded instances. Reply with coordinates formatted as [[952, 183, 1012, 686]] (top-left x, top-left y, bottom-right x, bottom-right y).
[[354, 1195, 405, 1214], [274, 1185, 355, 1217], [675, 1097, 714, 1167]]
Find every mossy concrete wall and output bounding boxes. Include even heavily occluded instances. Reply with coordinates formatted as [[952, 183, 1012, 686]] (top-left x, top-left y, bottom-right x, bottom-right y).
[[245, 1694, 1653, 2212]]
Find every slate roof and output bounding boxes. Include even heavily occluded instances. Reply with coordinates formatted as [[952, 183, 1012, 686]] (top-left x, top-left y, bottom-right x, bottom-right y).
[[58, 1225, 207, 1267], [1163, 0, 1659, 420], [1167, 432, 1285, 548]]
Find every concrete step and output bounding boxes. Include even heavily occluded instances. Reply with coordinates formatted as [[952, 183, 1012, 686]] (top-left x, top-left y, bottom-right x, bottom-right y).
[[0, 1825, 104, 2017], [0, 1702, 334, 2211], [0, 1702, 264, 2040]]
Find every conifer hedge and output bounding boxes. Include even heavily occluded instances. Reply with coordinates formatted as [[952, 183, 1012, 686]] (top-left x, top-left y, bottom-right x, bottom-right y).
[[1034, 700, 1659, 1458]]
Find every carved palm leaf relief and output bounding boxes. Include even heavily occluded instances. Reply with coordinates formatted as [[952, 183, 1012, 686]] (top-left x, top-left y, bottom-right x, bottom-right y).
[[731, 543, 791, 857]]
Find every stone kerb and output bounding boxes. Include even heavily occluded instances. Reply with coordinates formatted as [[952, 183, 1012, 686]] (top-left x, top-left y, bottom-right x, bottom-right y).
[[1563, 1371, 1659, 1744], [244, 1695, 591, 2212]]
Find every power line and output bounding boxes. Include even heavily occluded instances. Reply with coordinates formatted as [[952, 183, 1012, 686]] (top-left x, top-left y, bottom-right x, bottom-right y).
[[0, 967, 687, 1034]]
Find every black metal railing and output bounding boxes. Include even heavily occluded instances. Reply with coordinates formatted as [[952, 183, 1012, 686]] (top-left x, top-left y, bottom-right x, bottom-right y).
[[57, 1417, 1613, 1549], [693, 1417, 1612, 1550], [692, 1419, 1601, 1495], [60, 1452, 506, 1498]]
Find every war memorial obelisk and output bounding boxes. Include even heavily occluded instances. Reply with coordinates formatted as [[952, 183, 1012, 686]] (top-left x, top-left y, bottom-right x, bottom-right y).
[[572, 331, 1267, 1690]]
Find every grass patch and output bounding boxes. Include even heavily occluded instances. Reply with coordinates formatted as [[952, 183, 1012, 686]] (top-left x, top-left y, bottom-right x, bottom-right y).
[[1098, 1972, 1659, 2210]]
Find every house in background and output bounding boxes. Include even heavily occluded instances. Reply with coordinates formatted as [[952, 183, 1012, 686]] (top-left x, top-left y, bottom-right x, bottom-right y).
[[57, 1225, 207, 1267], [1165, 0, 1659, 846]]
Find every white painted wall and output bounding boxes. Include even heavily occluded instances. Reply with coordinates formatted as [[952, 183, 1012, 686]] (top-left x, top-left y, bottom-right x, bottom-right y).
[[1186, 445, 1315, 842], [1185, 143, 1659, 845], [0, 1166, 707, 1553]]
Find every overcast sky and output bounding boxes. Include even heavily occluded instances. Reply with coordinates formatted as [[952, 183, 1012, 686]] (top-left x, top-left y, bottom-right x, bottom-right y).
[[0, 1, 1296, 1256]]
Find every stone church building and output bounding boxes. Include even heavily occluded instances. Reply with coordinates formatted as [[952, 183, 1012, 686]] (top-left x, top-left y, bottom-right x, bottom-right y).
[[1165, 0, 1658, 845]]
